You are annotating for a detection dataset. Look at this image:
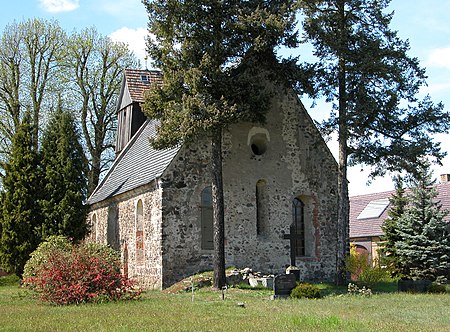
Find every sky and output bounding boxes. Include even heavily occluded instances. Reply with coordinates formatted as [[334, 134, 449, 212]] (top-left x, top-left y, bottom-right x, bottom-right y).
[[1, 0, 450, 196]]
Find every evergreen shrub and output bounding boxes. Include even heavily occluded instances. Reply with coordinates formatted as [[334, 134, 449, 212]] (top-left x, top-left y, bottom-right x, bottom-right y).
[[23, 236, 140, 305], [290, 282, 322, 299], [427, 283, 447, 294], [395, 164, 450, 282]]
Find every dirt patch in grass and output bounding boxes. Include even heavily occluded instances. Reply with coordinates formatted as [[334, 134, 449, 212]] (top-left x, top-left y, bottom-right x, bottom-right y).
[[163, 270, 214, 294]]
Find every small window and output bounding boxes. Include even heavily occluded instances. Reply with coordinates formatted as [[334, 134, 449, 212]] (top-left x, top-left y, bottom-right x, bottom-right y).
[[107, 205, 118, 250], [357, 199, 389, 220], [91, 213, 97, 242], [123, 243, 129, 278], [250, 134, 268, 155], [141, 75, 150, 83], [248, 128, 270, 156], [292, 198, 306, 256], [200, 187, 213, 250], [136, 200, 144, 265]]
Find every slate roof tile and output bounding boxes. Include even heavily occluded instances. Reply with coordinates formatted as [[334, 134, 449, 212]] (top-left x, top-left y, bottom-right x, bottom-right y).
[[88, 119, 179, 205]]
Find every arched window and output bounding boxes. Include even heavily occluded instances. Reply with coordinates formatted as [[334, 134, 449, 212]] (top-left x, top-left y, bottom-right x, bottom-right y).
[[136, 199, 144, 265], [123, 243, 129, 278], [292, 198, 305, 256], [107, 204, 118, 250], [256, 180, 268, 236], [200, 187, 213, 250], [91, 213, 97, 242]]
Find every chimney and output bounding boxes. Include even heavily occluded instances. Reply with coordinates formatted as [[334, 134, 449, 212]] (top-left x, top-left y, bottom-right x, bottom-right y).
[[440, 174, 450, 183]]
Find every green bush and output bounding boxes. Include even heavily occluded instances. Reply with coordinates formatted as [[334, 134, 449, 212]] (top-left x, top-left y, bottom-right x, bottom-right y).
[[345, 244, 391, 285], [427, 283, 447, 294], [23, 236, 72, 282], [290, 282, 322, 299], [0, 274, 20, 286], [358, 266, 390, 284], [23, 236, 141, 305], [345, 243, 370, 280]]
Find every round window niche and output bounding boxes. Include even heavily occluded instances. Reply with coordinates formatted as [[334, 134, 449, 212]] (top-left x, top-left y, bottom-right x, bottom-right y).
[[248, 127, 270, 156], [250, 134, 268, 156]]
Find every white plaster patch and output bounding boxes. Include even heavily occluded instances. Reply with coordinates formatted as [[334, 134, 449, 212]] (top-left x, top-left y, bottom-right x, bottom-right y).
[[247, 127, 270, 145]]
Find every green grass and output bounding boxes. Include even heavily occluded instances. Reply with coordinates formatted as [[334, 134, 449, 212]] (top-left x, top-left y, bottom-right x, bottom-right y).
[[0, 279, 449, 331]]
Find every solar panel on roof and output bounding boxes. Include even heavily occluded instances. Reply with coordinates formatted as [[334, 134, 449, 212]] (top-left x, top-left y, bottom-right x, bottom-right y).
[[357, 198, 390, 220]]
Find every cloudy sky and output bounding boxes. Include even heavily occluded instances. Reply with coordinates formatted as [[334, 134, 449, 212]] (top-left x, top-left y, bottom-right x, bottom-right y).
[[1, 0, 450, 196]]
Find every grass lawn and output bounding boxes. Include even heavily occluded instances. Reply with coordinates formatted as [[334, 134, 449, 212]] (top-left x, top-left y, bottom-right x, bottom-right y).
[[0, 277, 449, 332]]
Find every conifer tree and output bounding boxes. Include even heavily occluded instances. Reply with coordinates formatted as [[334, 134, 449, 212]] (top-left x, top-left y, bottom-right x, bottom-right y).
[[299, 0, 450, 284], [143, 0, 299, 288], [395, 164, 450, 282], [381, 175, 406, 276], [0, 113, 41, 276], [39, 106, 88, 242]]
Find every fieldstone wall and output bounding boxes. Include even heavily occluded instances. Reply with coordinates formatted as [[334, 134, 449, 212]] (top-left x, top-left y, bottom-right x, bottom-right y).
[[87, 183, 164, 289], [159, 142, 214, 288], [159, 83, 338, 287]]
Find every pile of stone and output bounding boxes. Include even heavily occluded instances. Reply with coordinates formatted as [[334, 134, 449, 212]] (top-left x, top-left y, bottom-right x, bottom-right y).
[[180, 267, 275, 292], [226, 267, 274, 289]]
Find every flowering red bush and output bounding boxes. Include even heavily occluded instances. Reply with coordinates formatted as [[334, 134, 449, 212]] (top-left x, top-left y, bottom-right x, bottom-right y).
[[23, 236, 140, 305]]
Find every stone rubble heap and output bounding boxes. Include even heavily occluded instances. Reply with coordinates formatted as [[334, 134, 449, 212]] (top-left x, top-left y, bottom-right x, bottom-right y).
[[182, 267, 276, 292], [226, 267, 274, 288]]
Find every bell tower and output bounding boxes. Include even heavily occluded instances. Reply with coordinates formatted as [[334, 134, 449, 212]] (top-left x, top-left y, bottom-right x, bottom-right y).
[[115, 69, 162, 155]]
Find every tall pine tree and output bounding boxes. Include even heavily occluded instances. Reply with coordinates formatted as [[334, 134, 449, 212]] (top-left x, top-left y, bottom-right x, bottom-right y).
[[395, 164, 450, 282], [0, 113, 41, 276], [143, 0, 300, 288], [39, 106, 88, 242], [299, 0, 450, 284]]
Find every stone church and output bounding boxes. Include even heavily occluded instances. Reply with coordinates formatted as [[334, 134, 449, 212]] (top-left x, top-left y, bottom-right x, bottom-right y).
[[87, 69, 339, 289]]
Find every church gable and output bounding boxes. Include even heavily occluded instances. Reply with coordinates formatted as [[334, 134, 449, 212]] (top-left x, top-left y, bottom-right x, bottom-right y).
[[158, 82, 338, 287]]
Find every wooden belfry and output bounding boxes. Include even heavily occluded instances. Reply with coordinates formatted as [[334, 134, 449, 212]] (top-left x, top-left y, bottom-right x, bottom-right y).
[[283, 198, 305, 266]]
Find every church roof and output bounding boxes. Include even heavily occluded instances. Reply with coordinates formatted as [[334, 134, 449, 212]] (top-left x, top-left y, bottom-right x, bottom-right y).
[[123, 69, 163, 103], [88, 119, 180, 205], [349, 182, 450, 239]]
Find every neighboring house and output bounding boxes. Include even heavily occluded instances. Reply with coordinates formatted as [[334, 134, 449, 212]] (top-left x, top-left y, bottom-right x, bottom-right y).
[[86, 69, 339, 290], [349, 177, 450, 264]]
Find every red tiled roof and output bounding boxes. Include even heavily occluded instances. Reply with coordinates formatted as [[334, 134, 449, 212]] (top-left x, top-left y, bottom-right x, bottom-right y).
[[350, 182, 450, 238], [124, 69, 163, 103]]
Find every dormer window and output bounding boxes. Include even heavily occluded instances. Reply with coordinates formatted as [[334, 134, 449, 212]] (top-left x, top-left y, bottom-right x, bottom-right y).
[[357, 198, 389, 220]]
